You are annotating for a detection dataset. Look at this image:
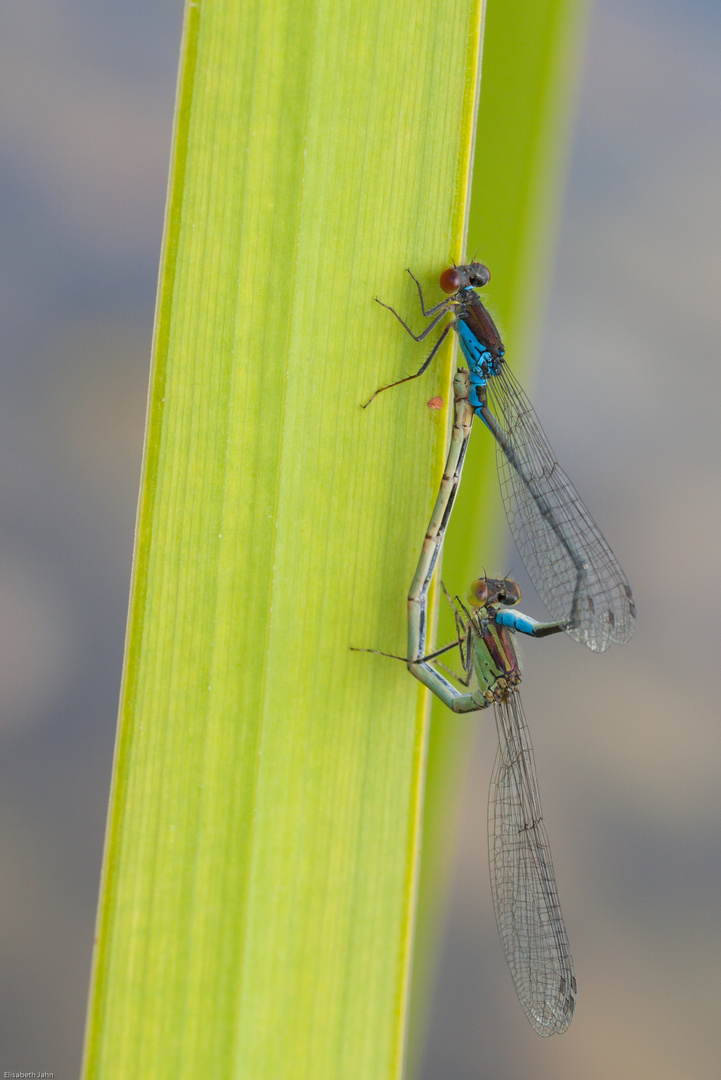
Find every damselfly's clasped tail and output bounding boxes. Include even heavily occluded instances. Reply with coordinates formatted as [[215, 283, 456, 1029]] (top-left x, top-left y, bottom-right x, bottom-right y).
[[365, 264, 636, 653]]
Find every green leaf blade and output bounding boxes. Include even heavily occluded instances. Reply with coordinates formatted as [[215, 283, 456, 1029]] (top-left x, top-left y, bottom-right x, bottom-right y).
[[83, 1, 485, 1078]]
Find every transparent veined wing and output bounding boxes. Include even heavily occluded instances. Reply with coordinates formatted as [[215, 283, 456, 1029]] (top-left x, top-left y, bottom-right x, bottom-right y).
[[486, 365, 636, 652], [488, 691, 577, 1035]]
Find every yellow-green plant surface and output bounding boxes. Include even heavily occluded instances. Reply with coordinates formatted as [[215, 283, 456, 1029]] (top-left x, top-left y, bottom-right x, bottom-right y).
[[409, 0, 590, 1068], [81, 0, 487, 1078]]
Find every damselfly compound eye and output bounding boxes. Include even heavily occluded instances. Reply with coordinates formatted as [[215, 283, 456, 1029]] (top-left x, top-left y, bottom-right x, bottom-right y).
[[468, 262, 491, 288], [501, 580, 522, 606], [468, 578, 489, 607], [439, 267, 461, 293]]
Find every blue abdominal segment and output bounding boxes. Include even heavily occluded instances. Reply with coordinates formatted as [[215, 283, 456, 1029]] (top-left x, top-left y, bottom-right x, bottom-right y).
[[495, 609, 539, 636]]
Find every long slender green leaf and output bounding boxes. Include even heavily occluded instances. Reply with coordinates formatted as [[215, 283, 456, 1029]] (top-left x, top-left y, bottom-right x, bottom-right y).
[[82, 1, 485, 1077]]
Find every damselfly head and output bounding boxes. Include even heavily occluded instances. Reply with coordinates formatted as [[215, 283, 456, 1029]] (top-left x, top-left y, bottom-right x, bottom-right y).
[[439, 262, 491, 294], [468, 576, 522, 609]]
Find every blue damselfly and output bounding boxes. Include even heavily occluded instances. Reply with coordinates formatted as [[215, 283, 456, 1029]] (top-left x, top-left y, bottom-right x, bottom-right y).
[[366, 264, 636, 653]]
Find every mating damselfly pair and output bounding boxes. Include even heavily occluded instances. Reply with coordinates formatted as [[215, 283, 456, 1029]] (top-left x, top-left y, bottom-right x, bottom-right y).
[[356, 263, 635, 1035]]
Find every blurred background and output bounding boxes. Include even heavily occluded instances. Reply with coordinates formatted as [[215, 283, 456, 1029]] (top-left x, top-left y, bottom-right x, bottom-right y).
[[0, 0, 718, 1077], [420, 1, 721, 1078]]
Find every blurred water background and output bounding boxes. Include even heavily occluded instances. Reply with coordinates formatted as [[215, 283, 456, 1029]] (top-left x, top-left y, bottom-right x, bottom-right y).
[[0, 1, 719, 1077]]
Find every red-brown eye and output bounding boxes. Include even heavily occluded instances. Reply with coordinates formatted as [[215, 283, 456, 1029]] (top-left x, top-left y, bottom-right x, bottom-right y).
[[439, 267, 461, 293], [468, 578, 488, 607]]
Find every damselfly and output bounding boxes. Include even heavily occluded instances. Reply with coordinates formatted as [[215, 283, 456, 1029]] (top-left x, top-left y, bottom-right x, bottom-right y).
[[366, 264, 636, 653], [355, 371, 577, 1034], [428, 574, 577, 1035]]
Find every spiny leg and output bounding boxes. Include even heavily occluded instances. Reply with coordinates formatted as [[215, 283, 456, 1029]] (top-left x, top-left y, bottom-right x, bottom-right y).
[[362, 322, 453, 408], [350, 638, 461, 665], [374, 296, 450, 342], [435, 622, 475, 687], [405, 268, 452, 319]]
